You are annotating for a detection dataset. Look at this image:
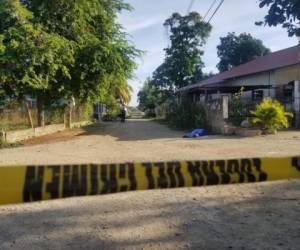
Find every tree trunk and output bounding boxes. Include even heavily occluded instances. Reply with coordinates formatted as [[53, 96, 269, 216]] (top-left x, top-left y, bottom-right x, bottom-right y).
[[23, 97, 34, 129], [36, 93, 45, 127]]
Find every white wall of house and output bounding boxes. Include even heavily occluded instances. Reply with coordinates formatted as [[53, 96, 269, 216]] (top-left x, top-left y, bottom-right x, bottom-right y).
[[275, 64, 300, 84], [222, 71, 275, 87], [219, 64, 299, 89]]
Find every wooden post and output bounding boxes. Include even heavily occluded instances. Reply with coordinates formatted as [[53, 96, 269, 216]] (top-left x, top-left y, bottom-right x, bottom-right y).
[[64, 97, 75, 129], [64, 107, 71, 129], [23, 97, 34, 129], [36, 93, 45, 127], [0, 128, 6, 142]]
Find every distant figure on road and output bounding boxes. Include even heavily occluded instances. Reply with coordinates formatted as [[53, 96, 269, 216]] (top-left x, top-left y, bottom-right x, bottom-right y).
[[120, 104, 127, 123]]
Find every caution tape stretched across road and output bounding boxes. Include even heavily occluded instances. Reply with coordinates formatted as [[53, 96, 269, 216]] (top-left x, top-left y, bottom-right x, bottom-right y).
[[0, 156, 299, 205]]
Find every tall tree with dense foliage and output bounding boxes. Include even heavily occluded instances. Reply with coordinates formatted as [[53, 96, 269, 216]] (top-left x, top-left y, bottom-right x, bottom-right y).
[[138, 12, 211, 116], [0, 1, 75, 125], [0, 0, 139, 126], [138, 79, 160, 117], [256, 0, 300, 37], [154, 12, 212, 90], [217, 33, 270, 72], [138, 77, 173, 116]]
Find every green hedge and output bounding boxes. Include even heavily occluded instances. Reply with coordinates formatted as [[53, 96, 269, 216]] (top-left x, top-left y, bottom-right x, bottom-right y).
[[166, 99, 207, 130]]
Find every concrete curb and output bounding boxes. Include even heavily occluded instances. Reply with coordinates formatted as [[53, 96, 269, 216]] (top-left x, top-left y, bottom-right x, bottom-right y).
[[2, 121, 92, 143]]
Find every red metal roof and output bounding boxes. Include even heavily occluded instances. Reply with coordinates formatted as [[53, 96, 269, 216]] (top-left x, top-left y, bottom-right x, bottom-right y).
[[180, 45, 300, 92]]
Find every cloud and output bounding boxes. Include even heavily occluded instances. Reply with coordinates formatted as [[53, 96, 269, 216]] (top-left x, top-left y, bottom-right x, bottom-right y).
[[121, 17, 164, 33]]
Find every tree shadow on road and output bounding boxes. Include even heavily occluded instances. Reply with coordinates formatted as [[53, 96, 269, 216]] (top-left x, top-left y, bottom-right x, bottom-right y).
[[78, 119, 243, 142]]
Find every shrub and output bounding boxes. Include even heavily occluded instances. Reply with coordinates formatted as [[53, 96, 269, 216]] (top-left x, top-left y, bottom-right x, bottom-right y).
[[166, 98, 207, 130], [144, 109, 156, 118], [155, 100, 172, 119], [74, 103, 94, 122], [228, 88, 247, 126], [45, 106, 65, 125], [250, 98, 293, 134], [106, 105, 121, 120]]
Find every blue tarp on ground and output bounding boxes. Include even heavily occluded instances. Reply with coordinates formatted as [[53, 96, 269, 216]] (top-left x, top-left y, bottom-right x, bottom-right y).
[[184, 129, 208, 138]]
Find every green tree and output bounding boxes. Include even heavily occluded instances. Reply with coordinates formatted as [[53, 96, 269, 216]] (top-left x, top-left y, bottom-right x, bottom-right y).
[[217, 33, 270, 72], [21, 0, 139, 103], [0, 0, 140, 126], [138, 12, 211, 116], [137, 79, 160, 117], [256, 0, 300, 37], [228, 88, 247, 126], [0, 1, 75, 125], [109, 77, 133, 105], [154, 12, 212, 91]]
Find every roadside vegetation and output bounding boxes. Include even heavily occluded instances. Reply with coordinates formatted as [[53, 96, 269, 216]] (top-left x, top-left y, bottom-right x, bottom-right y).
[[217, 33, 270, 72], [166, 98, 207, 130], [0, 0, 140, 131], [228, 88, 247, 126], [250, 99, 293, 134], [0, 136, 21, 149], [138, 12, 212, 128]]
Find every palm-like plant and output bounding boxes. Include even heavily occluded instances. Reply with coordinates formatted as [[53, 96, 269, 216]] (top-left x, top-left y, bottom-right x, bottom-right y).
[[250, 98, 293, 134], [115, 82, 133, 105]]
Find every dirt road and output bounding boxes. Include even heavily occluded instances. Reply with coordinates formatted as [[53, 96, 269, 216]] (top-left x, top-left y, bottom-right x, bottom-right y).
[[0, 180, 299, 250], [0, 119, 299, 249], [1, 119, 300, 165]]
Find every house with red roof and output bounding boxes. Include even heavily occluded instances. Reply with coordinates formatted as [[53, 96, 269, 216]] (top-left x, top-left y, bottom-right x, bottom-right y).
[[178, 45, 300, 127]]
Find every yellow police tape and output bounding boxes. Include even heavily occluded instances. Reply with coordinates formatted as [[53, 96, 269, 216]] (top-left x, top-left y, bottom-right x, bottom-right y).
[[0, 156, 299, 205]]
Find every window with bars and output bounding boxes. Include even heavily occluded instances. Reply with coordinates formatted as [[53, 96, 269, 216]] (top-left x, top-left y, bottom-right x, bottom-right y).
[[252, 90, 264, 101]]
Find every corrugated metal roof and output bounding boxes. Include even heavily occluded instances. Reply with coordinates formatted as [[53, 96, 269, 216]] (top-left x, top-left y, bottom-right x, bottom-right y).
[[180, 45, 300, 92]]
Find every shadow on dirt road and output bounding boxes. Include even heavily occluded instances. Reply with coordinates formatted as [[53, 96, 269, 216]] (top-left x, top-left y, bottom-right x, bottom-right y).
[[78, 119, 240, 142]]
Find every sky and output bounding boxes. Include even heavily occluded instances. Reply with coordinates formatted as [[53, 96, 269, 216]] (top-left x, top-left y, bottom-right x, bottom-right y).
[[118, 0, 298, 106]]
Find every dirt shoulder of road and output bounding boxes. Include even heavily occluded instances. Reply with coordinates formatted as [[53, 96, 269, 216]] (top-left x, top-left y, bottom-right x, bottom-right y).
[[21, 126, 90, 146]]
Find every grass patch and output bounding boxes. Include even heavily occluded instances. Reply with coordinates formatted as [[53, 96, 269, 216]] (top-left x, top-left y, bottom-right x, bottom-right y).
[[0, 139, 22, 149]]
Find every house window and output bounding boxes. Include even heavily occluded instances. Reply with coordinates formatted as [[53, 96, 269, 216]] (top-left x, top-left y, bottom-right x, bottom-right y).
[[283, 84, 293, 102], [252, 90, 264, 101]]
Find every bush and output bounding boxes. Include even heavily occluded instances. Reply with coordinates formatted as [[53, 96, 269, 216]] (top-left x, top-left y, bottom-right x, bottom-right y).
[[144, 109, 156, 118], [155, 101, 172, 119], [45, 106, 65, 125], [72, 103, 94, 122], [228, 88, 247, 126], [250, 98, 293, 134], [166, 98, 207, 130]]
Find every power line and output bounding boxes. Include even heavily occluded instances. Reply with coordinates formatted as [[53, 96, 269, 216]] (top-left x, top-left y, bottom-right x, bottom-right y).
[[203, 0, 218, 21], [187, 0, 196, 14], [207, 0, 225, 24]]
